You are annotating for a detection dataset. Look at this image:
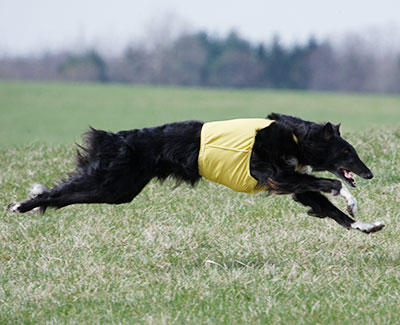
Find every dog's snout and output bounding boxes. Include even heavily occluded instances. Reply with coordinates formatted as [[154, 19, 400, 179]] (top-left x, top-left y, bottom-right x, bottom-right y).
[[365, 172, 374, 179], [360, 171, 374, 179]]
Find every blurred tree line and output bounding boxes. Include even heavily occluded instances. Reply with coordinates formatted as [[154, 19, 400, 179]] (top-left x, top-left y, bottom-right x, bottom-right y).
[[1, 30, 400, 93]]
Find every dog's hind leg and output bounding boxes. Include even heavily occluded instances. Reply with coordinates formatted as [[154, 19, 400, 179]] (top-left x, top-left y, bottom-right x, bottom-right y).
[[293, 192, 384, 234], [7, 175, 151, 214]]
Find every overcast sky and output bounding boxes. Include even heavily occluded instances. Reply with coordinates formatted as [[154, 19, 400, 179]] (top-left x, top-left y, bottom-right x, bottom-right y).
[[1, 0, 400, 55]]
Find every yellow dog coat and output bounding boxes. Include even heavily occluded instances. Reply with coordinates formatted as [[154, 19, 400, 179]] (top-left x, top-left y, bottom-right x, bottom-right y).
[[198, 118, 274, 193]]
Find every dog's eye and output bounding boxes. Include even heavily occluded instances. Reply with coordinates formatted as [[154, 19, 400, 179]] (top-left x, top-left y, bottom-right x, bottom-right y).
[[343, 148, 351, 155]]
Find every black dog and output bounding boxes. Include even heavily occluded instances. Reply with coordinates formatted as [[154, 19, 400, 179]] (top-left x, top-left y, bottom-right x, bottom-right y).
[[7, 113, 384, 234]]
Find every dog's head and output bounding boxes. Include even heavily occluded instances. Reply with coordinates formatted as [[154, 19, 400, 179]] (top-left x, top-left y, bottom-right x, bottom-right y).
[[268, 113, 373, 187], [301, 122, 373, 187]]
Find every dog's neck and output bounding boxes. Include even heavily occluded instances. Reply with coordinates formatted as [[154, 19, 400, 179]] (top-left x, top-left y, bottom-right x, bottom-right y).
[[289, 132, 316, 170]]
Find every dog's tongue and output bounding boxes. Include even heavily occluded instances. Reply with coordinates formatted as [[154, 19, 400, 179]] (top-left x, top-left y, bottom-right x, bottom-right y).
[[344, 169, 353, 179]]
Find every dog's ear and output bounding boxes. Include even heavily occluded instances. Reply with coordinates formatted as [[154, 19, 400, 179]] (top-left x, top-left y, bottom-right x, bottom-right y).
[[334, 123, 341, 136], [322, 122, 336, 141]]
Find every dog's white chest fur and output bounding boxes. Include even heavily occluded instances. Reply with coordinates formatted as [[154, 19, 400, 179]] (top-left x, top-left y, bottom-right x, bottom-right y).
[[287, 157, 311, 174]]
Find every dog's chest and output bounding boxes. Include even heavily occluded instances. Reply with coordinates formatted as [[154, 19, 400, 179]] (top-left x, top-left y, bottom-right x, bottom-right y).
[[287, 157, 311, 174]]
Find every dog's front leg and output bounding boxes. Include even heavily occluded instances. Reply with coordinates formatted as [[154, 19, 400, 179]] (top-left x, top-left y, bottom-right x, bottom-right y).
[[270, 173, 358, 217], [293, 191, 356, 229], [332, 183, 357, 217], [269, 173, 342, 195], [271, 174, 383, 232], [293, 192, 385, 233]]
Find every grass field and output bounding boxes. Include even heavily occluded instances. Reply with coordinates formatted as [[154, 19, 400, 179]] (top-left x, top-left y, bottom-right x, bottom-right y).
[[1, 81, 400, 323], [1, 80, 400, 145]]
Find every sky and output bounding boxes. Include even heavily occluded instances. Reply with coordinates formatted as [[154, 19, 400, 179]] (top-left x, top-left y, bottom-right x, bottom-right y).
[[1, 0, 400, 56]]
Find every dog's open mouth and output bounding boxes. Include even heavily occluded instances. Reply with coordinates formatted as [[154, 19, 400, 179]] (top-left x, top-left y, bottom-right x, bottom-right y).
[[340, 168, 356, 187]]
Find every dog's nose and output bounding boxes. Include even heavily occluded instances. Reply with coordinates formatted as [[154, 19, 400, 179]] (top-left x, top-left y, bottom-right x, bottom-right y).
[[365, 172, 374, 179]]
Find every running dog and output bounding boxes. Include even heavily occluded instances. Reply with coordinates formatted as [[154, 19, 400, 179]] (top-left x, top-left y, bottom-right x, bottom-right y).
[[7, 113, 384, 234]]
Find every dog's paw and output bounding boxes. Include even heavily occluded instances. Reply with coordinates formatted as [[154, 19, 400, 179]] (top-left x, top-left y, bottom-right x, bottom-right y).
[[351, 221, 385, 234], [346, 202, 358, 217], [6, 202, 45, 214], [6, 202, 21, 213]]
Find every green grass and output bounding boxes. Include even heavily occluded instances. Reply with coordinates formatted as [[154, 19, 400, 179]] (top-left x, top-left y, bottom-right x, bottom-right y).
[[1, 80, 400, 145], [1, 81, 400, 323]]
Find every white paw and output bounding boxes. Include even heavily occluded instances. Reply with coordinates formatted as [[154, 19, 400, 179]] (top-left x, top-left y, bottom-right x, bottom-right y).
[[7, 202, 21, 213], [351, 221, 385, 234], [346, 201, 358, 217], [29, 184, 49, 198]]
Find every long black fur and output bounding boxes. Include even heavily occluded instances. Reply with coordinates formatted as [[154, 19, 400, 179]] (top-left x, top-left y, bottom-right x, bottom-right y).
[[8, 114, 380, 233]]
